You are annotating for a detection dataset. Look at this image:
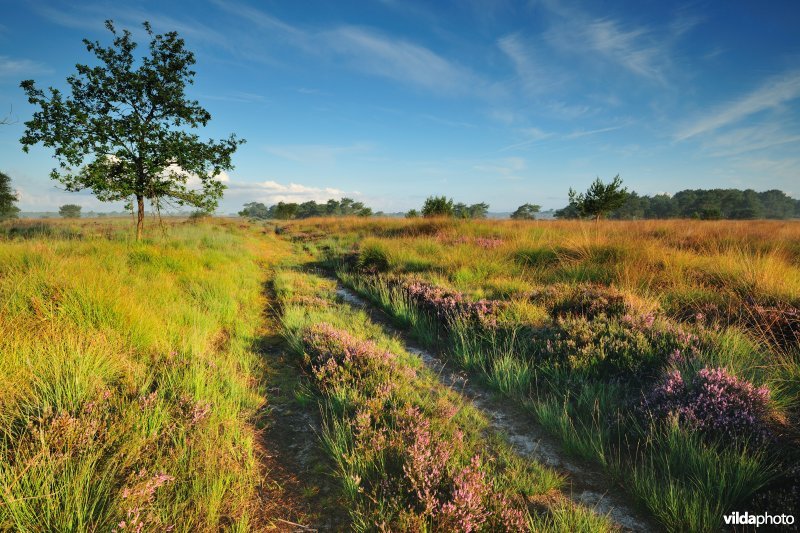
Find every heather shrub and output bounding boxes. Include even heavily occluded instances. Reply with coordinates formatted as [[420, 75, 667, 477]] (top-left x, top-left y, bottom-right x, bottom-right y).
[[534, 317, 656, 378], [642, 366, 772, 445], [550, 284, 629, 320], [394, 278, 505, 329], [528, 310, 708, 380], [302, 323, 404, 392]]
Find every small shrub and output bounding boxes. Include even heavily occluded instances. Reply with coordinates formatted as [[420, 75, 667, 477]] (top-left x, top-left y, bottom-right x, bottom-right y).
[[398, 278, 504, 329], [551, 284, 629, 320], [642, 366, 772, 445], [358, 243, 390, 273]]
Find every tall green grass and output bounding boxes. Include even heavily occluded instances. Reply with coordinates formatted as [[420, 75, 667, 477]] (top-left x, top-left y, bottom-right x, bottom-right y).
[[0, 219, 285, 531]]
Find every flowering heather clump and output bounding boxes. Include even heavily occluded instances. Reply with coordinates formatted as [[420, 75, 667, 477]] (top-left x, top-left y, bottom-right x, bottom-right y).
[[178, 395, 211, 427], [138, 391, 158, 409], [401, 414, 518, 532], [551, 284, 629, 320], [43, 411, 106, 459], [539, 316, 658, 377], [473, 237, 503, 250], [643, 366, 772, 444], [440, 456, 490, 532], [403, 414, 454, 517], [391, 278, 504, 328], [438, 235, 503, 250], [622, 312, 656, 330], [302, 323, 400, 390], [115, 471, 175, 532], [439, 235, 503, 249]]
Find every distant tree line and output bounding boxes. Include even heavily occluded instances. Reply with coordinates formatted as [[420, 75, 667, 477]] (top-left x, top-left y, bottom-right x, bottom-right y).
[[407, 196, 525, 219], [239, 197, 374, 220], [555, 187, 800, 220], [407, 196, 542, 220]]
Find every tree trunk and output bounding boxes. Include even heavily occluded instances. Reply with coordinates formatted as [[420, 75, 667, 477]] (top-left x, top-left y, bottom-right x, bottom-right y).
[[136, 195, 145, 241]]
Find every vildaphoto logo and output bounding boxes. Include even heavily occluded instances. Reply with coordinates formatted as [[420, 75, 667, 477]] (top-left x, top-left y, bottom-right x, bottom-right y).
[[723, 511, 795, 527]]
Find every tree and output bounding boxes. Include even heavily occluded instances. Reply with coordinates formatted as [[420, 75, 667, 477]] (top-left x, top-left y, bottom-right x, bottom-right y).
[[0, 171, 21, 221], [554, 203, 580, 219], [406, 209, 419, 218], [645, 194, 676, 219], [238, 202, 270, 220], [20, 21, 243, 240], [273, 202, 299, 220], [609, 191, 646, 220], [468, 202, 489, 219], [510, 203, 540, 220], [567, 175, 629, 221], [421, 196, 454, 218], [453, 202, 469, 219], [453, 202, 489, 219], [59, 204, 82, 218]]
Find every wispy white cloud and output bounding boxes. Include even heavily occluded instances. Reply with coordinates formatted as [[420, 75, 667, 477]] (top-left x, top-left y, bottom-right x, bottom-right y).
[[34, 3, 230, 49], [226, 179, 347, 204], [669, 11, 704, 37], [322, 26, 477, 94], [0, 56, 51, 78], [565, 125, 624, 139], [697, 123, 800, 157], [263, 142, 373, 164], [210, 2, 484, 96], [499, 124, 624, 151], [198, 91, 267, 104], [498, 127, 554, 151], [498, 33, 561, 95], [537, 1, 698, 85], [210, 0, 308, 47], [473, 157, 527, 180], [583, 20, 664, 82], [15, 186, 111, 211], [546, 100, 594, 119], [675, 70, 800, 141], [545, 17, 668, 83]]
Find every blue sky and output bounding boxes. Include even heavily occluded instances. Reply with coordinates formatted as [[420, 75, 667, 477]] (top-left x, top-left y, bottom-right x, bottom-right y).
[[1, 0, 799, 213]]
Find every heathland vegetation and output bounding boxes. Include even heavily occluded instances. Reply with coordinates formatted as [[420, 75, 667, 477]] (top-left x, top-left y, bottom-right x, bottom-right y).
[[278, 216, 800, 531], [1, 213, 798, 531], [4, 16, 799, 533]]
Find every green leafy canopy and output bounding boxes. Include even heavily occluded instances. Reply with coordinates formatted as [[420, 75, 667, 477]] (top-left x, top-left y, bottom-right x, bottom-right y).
[[20, 20, 244, 214], [567, 175, 629, 220], [0, 171, 21, 221]]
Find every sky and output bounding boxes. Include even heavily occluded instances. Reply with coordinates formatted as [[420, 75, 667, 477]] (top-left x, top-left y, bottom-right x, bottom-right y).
[[1, 0, 799, 213]]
